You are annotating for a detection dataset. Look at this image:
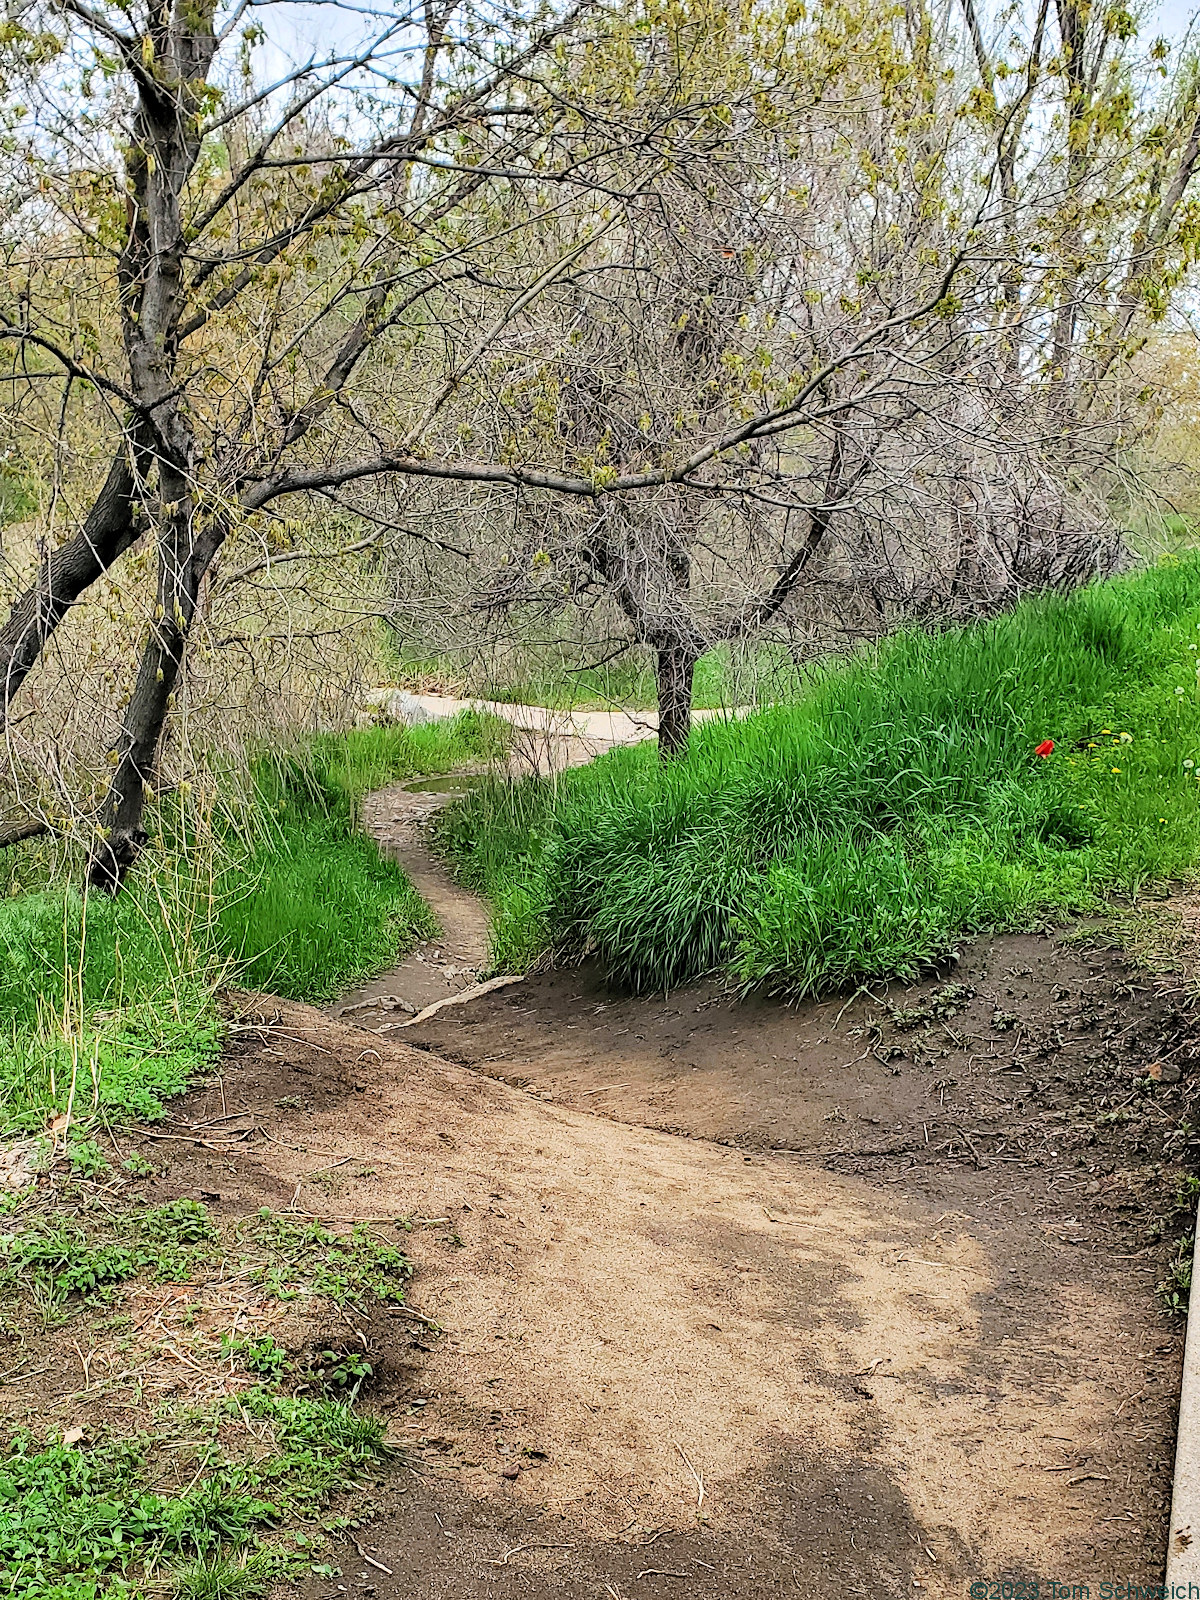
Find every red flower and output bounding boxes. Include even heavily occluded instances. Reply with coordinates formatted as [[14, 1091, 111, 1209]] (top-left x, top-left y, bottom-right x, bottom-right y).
[[1034, 739, 1055, 758]]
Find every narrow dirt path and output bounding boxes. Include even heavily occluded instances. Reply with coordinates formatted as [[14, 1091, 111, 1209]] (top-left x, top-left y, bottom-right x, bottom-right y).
[[332, 783, 492, 1023], [330, 695, 691, 1025]]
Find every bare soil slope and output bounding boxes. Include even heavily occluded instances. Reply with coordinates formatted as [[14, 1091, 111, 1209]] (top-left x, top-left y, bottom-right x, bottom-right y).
[[277, 764, 1198, 1595]]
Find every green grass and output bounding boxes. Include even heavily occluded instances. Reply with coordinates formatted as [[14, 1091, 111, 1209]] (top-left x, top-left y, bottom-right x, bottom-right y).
[[0, 1197, 411, 1317], [437, 556, 1200, 994], [0, 716, 488, 1597], [0, 880, 224, 1134], [0, 1190, 412, 1597], [0, 1199, 218, 1303], [0, 1196, 414, 1593], [213, 811, 436, 1004], [0, 1389, 390, 1600], [0, 712, 508, 1136]]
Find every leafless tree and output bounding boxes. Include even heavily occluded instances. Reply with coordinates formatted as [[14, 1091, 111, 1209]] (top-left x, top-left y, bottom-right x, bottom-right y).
[[2, 0, 1199, 878]]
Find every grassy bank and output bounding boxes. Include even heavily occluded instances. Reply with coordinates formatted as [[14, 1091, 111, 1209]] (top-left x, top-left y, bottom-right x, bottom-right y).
[[437, 558, 1200, 994], [0, 712, 507, 1140]]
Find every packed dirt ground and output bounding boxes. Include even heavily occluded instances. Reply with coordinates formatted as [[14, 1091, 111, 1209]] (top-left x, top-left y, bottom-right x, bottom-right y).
[[6, 765, 1199, 1597], [308, 773, 1200, 1592], [90, 915, 1192, 1597]]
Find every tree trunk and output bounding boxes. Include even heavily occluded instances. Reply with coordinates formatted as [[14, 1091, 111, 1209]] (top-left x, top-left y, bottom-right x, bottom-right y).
[[87, 510, 224, 893], [656, 645, 697, 761], [0, 452, 138, 720]]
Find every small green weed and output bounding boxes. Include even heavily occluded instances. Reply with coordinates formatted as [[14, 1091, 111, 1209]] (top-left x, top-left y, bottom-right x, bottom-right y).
[[305, 1347, 374, 1399], [244, 1211, 412, 1306], [173, 1552, 274, 1600], [1160, 1231, 1195, 1316], [65, 1138, 108, 1181], [223, 1334, 293, 1382], [886, 982, 975, 1030], [0, 1199, 219, 1305]]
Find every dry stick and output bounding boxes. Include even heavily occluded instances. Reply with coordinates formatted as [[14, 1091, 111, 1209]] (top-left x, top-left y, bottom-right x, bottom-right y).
[[386, 1304, 443, 1329], [72, 1342, 91, 1387], [182, 1110, 254, 1129], [232, 1025, 334, 1056], [485, 1542, 576, 1566], [135, 1130, 255, 1150], [288, 1154, 360, 1211], [674, 1441, 705, 1510], [349, 1535, 393, 1573], [284, 1212, 399, 1224], [396, 973, 524, 1029]]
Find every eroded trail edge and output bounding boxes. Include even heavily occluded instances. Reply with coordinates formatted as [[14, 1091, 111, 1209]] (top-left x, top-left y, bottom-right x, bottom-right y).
[[166, 988, 1183, 1599]]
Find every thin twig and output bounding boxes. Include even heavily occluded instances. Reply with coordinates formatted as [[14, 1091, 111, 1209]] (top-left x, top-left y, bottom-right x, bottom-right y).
[[674, 1441, 705, 1510], [485, 1542, 575, 1566]]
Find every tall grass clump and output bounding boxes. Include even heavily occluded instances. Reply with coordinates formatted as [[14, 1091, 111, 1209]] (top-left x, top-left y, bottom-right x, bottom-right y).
[[438, 558, 1200, 994], [0, 873, 224, 1134], [215, 711, 508, 1000], [0, 712, 509, 1134]]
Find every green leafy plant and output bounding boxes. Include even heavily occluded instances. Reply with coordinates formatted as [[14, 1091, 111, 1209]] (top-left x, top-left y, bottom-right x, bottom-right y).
[[223, 1335, 293, 1382], [1160, 1232, 1195, 1317], [305, 1348, 374, 1400], [0, 1389, 390, 1599], [65, 1138, 109, 1180], [244, 1212, 412, 1307], [0, 1200, 220, 1304]]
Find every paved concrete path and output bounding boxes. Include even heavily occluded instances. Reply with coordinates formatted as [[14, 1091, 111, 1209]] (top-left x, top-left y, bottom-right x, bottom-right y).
[[403, 693, 738, 772]]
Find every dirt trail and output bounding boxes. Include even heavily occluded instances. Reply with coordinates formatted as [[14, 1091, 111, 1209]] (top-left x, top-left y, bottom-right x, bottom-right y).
[[399, 692, 731, 755], [331, 698, 672, 1025], [333, 783, 492, 1021], [305, 738, 1198, 1591], [148, 986, 1186, 1599], [214, 747, 1197, 1591]]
